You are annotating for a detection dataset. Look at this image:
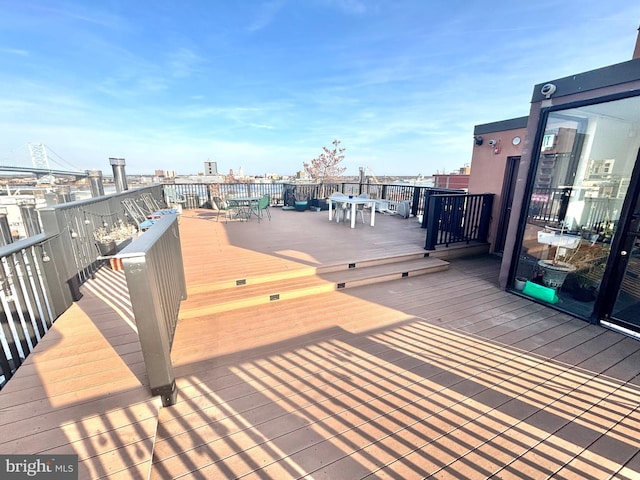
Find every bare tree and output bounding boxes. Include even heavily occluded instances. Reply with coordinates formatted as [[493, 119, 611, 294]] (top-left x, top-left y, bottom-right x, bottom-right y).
[[303, 139, 346, 197]]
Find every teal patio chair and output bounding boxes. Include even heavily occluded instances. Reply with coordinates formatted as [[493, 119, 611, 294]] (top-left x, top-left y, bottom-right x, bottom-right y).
[[213, 196, 232, 222], [254, 194, 271, 222], [222, 195, 247, 223]]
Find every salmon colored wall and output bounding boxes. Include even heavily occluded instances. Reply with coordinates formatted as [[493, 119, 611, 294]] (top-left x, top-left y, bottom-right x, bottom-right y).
[[433, 174, 470, 190], [467, 127, 527, 252]]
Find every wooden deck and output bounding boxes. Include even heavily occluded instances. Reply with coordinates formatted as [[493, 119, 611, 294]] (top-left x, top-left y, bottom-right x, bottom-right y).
[[2, 207, 640, 479]]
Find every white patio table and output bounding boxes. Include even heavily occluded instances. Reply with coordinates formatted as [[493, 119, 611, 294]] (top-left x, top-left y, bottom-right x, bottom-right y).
[[328, 195, 376, 228]]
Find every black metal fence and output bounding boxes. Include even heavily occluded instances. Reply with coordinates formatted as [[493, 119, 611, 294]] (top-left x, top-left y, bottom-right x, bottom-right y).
[[529, 187, 571, 226], [528, 187, 623, 233], [173, 181, 464, 221], [424, 193, 494, 250]]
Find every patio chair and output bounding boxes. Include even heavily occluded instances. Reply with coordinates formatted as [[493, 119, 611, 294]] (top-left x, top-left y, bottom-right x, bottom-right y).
[[164, 187, 186, 210], [354, 193, 370, 224], [336, 193, 368, 224], [329, 193, 349, 223], [141, 192, 178, 216], [222, 195, 247, 223], [254, 194, 271, 222], [121, 198, 156, 231], [213, 196, 230, 222]]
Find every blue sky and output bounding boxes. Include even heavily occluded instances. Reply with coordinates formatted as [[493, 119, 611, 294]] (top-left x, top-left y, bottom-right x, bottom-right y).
[[1, 1, 639, 177]]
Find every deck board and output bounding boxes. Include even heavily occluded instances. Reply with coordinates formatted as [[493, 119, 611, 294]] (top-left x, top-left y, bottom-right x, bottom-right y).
[[148, 210, 640, 479], [0, 269, 160, 479], [2, 207, 640, 479]]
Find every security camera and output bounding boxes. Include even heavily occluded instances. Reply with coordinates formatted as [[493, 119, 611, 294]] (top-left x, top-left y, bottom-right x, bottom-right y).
[[474, 136, 483, 146], [488, 139, 497, 147], [541, 83, 557, 98]]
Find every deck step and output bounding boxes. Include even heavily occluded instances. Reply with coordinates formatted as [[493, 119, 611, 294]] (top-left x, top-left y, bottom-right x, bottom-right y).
[[187, 251, 433, 295], [180, 256, 449, 318]]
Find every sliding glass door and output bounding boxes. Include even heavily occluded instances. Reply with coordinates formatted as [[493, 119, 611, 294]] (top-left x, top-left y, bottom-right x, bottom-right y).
[[604, 177, 640, 332], [512, 94, 640, 321]]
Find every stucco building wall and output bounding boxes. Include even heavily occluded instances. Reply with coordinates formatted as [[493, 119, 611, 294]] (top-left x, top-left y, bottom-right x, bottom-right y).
[[468, 117, 528, 252]]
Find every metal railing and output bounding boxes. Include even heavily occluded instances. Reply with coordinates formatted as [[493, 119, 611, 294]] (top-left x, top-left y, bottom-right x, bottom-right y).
[[424, 193, 494, 250], [0, 185, 171, 389], [0, 233, 70, 386], [38, 185, 166, 294], [116, 213, 186, 406], [528, 187, 623, 233], [529, 187, 570, 225], [174, 181, 463, 221], [173, 183, 288, 209], [1, 181, 471, 391]]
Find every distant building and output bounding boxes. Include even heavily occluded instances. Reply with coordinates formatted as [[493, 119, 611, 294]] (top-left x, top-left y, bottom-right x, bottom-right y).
[[204, 161, 218, 175], [433, 167, 470, 190]]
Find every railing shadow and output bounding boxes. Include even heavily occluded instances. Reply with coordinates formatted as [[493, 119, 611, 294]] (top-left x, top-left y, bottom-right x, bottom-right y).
[[153, 306, 640, 478], [0, 273, 164, 479]]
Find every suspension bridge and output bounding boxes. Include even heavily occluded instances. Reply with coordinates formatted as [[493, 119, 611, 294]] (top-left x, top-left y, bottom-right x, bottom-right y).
[[0, 143, 89, 180]]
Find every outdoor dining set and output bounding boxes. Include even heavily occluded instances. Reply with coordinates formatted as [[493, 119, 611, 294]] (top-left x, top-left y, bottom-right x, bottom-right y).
[[214, 194, 272, 223], [328, 192, 377, 228]]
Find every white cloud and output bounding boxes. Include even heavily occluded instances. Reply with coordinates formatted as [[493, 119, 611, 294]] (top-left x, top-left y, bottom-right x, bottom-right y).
[[167, 48, 207, 78], [247, 0, 287, 32]]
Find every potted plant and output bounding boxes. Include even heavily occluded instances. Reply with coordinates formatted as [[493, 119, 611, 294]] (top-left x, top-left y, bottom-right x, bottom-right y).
[[537, 224, 578, 290], [93, 220, 138, 256], [569, 276, 598, 302], [514, 276, 528, 291]]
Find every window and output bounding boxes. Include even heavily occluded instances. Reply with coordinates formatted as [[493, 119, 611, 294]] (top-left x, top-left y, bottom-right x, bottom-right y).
[[512, 95, 640, 318]]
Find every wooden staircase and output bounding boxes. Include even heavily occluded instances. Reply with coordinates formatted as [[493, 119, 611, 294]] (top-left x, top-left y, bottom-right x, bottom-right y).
[[180, 252, 449, 319]]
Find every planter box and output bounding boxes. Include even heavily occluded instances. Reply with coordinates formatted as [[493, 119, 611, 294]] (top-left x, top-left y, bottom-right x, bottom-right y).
[[96, 237, 133, 257], [96, 240, 117, 256]]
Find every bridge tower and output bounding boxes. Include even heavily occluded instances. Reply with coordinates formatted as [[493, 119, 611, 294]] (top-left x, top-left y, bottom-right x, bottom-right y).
[[28, 143, 51, 170]]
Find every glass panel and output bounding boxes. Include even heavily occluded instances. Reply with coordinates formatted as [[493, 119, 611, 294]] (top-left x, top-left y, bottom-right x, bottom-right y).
[[611, 195, 640, 327], [513, 95, 640, 318]]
